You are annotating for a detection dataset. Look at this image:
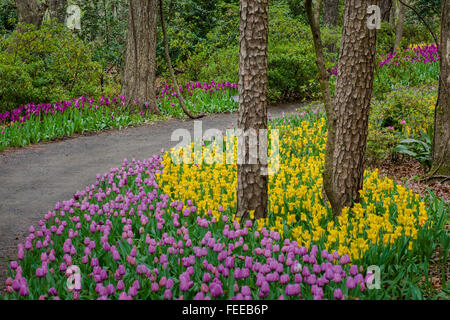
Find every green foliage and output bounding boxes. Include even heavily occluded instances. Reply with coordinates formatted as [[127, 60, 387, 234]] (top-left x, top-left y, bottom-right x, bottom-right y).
[[376, 21, 396, 53], [285, 0, 307, 20], [373, 50, 439, 98], [77, 0, 128, 73], [401, 22, 441, 48], [0, 22, 103, 112], [394, 131, 433, 170], [366, 86, 436, 163], [0, 0, 17, 36], [0, 100, 158, 151], [176, 3, 321, 103], [366, 127, 402, 165], [411, 0, 442, 20]]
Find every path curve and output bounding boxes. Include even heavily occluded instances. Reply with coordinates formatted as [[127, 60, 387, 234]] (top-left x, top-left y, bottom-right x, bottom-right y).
[[0, 103, 301, 287]]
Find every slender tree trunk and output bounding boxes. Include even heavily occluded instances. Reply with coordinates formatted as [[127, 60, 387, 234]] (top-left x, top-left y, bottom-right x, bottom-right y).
[[14, 0, 45, 28], [394, 2, 406, 50], [158, 0, 204, 119], [323, 0, 340, 26], [121, 0, 160, 114], [380, 0, 391, 22], [236, 0, 269, 221], [305, 0, 337, 209], [324, 0, 378, 217], [430, 0, 450, 178]]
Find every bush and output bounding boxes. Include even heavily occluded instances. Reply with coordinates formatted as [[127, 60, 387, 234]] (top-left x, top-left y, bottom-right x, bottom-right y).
[[178, 3, 321, 103], [0, 0, 17, 36], [366, 86, 436, 163], [0, 22, 104, 112]]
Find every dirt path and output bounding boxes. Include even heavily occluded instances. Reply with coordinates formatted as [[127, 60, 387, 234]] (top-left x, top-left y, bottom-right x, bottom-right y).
[[0, 103, 301, 288]]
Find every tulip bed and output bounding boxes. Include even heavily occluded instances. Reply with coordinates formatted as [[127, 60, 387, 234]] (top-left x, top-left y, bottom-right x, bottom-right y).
[[2, 110, 447, 300], [0, 80, 238, 151]]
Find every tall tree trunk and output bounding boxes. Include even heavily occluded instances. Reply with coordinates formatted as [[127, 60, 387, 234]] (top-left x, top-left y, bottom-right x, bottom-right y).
[[380, 0, 391, 22], [323, 0, 340, 26], [324, 0, 378, 217], [394, 2, 406, 50], [236, 0, 269, 221], [121, 0, 160, 114], [430, 0, 450, 178], [48, 0, 67, 24], [14, 0, 45, 28]]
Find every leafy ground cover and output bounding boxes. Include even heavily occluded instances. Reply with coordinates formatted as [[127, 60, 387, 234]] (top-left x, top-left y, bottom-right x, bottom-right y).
[[1, 111, 448, 300]]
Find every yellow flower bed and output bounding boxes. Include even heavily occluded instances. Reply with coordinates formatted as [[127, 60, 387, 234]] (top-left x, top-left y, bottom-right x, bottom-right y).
[[156, 116, 430, 263]]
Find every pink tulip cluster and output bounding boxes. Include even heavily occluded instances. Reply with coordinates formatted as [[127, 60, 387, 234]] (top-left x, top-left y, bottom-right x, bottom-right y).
[[4, 149, 374, 300]]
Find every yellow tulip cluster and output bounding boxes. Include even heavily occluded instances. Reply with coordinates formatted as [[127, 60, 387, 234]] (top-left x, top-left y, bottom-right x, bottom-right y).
[[156, 116, 430, 262]]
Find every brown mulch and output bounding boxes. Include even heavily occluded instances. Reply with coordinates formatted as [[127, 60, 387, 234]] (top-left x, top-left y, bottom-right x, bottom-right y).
[[368, 158, 450, 203]]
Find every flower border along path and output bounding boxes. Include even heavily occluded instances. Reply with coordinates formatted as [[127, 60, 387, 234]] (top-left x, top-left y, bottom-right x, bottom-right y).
[[0, 103, 300, 292]]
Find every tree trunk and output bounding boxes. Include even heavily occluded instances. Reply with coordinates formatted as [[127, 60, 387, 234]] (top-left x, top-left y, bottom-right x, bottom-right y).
[[394, 2, 406, 50], [323, 0, 339, 26], [323, 0, 378, 217], [236, 0, 269, 221], [380, 0, 391, 22], [121, 0, 160, 114], [48, 0, 67, 24], [14, 0, 45, 28], [431, 0, 450, 178]]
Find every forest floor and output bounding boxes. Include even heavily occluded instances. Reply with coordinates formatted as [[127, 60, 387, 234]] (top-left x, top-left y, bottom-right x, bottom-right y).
[[0, 103, 300, 291], [368, 158, 450, 203]]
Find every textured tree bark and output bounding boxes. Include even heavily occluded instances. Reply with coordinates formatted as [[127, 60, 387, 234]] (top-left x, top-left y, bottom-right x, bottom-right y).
[[14, 0, 45, 28], [236, 0, 269, 220], [121, 0, 160, 115], [379, 0, 391, 22], [323, 0, 340, 26], [430, 0, 450, 178], [394, 2, 406, 50], [325, 0, 378, 216]]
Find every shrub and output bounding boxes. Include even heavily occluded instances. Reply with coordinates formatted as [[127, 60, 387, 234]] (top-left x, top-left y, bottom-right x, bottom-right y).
[[0, 22, 103, 112], [0, 0, 17, 36], [179, 4, 321, 103], [366, 86, 436, 163], [394, 131, 433, 170]]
